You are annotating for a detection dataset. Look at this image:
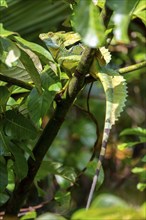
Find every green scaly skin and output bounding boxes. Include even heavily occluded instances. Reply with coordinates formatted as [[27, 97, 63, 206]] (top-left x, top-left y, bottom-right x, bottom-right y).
[[39, 31, 127, 209]]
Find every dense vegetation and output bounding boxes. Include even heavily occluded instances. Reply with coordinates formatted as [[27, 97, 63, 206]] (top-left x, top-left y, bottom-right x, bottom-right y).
[[0, 0, 146, 219]]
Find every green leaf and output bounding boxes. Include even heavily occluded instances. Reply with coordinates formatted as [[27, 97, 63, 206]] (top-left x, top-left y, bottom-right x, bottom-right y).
[[85, 160, 104, 189], [10, 144, 28, 180], [0, 0, 8, 7], [118, 141, 140, 150], [36, 161, 76, 184], [0, 24, 17, 37], [27, 88, 55, 126], [19, 49, 42, 94], [73, 0, 105, 47], [14, 36, 54, 63], [132, 167, 146, 174], [36, 213, 67, 220], [0, 37, 21, 67], [133, 0, 146, 25], [141, 155, 146, 162], [0, 193, 9, 206], [71, 207, 143, 220], [0, 156, 8, 192], [107, 0, 139, 43], [137, 183, 146, 191], [4, 110, 37, 140], [0, 86, 10, 109], [0, 121, 10, 155], [120, 127, 146, 137], [91, 193, 128, 208], [20, 211, 37, 220]]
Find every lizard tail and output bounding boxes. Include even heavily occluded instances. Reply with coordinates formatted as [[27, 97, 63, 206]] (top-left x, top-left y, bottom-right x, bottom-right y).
[[86, 120, 111, 210]]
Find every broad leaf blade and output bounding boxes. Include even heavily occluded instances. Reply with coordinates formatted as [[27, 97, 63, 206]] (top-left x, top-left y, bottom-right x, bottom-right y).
[[4, 110, 37, 140], [19, 49, 42, 94], [14, 36, 54, 63], [73, 0, 105, 47]]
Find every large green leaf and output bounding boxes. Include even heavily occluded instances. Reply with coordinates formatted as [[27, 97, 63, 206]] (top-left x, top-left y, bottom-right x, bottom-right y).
[[73, 0, 105, 47], [71, 207, 144, 220], [27, 88, 55, 126], [0, 61, 32, 83], [14, 36, 54, 63], [0, 156, 8, 192], [4, 110, 37, 140], [19, 49, 42, 94], [1, 0, 71, 41], [107, 0, 139, 43]]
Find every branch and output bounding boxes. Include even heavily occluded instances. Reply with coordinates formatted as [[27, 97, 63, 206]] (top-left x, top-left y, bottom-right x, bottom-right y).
[[0, 74, 33, 90], [85, 60, 146, 84], [4, 47, 96, 216], [118, 61, 146, 74]]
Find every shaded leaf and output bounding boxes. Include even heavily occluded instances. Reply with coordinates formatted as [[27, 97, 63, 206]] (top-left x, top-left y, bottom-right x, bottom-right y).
[[4, 110, 37, 140], [27, 87, 55, 126], [0, 86, 10, 107], [91, 193, 127, 208], [0, 156, 8, 192], [36, 161, 76, 184], [10, 143, 28, 180], [0, 121, 10, 155], [0, 193, 9, 206]]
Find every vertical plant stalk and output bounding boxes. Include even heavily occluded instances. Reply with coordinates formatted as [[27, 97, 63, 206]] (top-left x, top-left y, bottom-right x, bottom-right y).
[[4, 48, 96, 216]]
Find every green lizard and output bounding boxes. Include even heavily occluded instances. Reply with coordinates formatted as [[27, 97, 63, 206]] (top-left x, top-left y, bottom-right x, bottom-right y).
[[39, 31, 127, 209]]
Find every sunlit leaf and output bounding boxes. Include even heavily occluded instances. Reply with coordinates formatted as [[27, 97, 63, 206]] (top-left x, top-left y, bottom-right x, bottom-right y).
[[132, 167, 146, 174], [20, 211, 37, 220], [137, 183, 146, 191], [19, 49, 42, 94], [0, 0, 8, 7], [73, 0, 105, 47], [107, 0, 139, 43], [14, 36, 54, 63], [120, 127, 146, 137], [0, 37, 21, 67], [36, 212, 67, 220], [118, 141, 140, 150], [0, 23, 17, 37]]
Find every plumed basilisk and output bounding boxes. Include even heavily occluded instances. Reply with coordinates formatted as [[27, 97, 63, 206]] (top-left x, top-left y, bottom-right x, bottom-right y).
[[39, 31, 127, 209]]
